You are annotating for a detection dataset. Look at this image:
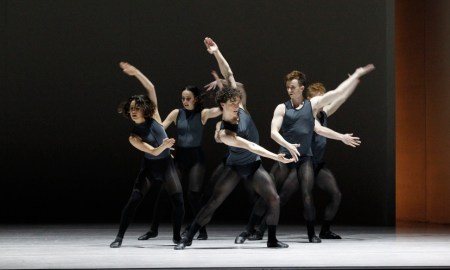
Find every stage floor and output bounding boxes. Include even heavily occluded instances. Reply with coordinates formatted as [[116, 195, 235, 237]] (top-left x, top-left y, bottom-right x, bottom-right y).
[[1, 222, 449, 269]]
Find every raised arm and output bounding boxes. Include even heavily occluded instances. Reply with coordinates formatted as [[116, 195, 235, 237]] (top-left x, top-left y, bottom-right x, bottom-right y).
[[204, 37, 237, 89], [323, 79, 360, 117], [129, 134, 175, 156], [314, 120, 361, 147], [218, 129, 294, 163], [310, 64, 375, 113], [120, 61, 162, 123], [270, 104, 301, 161]]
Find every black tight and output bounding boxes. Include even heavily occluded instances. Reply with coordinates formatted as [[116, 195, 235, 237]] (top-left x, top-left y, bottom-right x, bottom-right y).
[[315, 165, 342, 223], [187, 164, 280, 238], [116, 158, 184, 240]]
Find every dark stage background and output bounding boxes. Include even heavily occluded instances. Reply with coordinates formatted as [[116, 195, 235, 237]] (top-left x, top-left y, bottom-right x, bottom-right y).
[[0, 0, 395, 226]]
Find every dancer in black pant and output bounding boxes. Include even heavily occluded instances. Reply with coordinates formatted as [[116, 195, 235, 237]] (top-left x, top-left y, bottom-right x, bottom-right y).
[[137, 84, 221, 241], [110, 62, 185, 248], [237, 65, 374, 244], [174, 37, 294, 250]]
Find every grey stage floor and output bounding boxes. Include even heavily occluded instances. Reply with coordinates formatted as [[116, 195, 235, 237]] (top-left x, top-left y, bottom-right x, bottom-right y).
[[1, 222, 450, 269]]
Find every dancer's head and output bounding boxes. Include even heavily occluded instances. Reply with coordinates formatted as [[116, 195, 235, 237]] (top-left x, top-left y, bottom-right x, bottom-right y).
[[215, 87, 241, 117], [118, 94, 155, 123], [181, 85, 204, 112], [284, 70, 307, 99], [306, 82, 326, 99]]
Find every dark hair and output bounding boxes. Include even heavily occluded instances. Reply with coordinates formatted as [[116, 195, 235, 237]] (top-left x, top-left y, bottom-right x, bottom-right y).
[[215, 87, 242, 110], [284, 70, 307, 86], [117, 94, 156, 119], [183, 85, 204, 112]]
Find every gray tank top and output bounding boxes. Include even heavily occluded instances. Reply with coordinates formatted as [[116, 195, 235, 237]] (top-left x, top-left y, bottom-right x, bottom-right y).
[[131, 118, 170, 160], [176, 108, 203, 148], [279, 99, 314, 157], [221, 108, 261, 165]]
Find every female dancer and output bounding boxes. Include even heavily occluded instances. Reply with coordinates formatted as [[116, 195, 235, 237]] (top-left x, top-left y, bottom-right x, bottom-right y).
[[174, 37, 294, 250], [110, 62, 185, 248], [137, 84, 221, 241]]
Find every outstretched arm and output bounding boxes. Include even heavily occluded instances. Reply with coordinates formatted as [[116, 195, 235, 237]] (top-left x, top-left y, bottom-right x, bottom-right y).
[[323, 79, 360, 117], [218, 129, 294, 163], [120, 61, 162, 123], [270, 104, 301, 161], [201, 107, 222, 125], [314, 120, 361, 147], [310, 64, 375, 113], [129, 134, 175, 156]]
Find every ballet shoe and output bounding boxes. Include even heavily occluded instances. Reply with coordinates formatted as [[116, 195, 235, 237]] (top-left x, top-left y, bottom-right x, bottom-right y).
[[174, 238, 192, 250], [197, 232, 208, 240], [109, 237, 122, 248], [319, 230, 342, 239], [234, 231, 249, 244], [248, 230, 264, 241], [308, 235, 322, 243], [267, 240, 289, 248], [137, 230, 158, 240]]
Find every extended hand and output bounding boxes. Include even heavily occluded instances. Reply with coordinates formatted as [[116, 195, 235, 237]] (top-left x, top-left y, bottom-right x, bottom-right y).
[[162, 138, 176, 150], [120, 62, 139, 76], [355, 64, 375, 77], [341, 133, 361, 147], [277, 153, 296, 164], [204, 37, 219, 54]]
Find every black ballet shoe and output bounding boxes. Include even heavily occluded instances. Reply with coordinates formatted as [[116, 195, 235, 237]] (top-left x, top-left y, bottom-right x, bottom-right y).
[[308, 235, 322, 243], [234, 231, 249, 244], [197, 232, 208, 240], [137, 230, 158, 240], [319, 230, 342, 239], [109, 237, 122, 248], [174, 238, 192, 250], [267, 240, 289, 248], [248, 230, 264, 241]]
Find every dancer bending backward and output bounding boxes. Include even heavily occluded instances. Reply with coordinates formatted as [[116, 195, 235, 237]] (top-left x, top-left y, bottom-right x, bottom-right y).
[[240, 71, 369, 243], [238, 65, 374, 244], [174, 37, 294, 250], [138, 85, 221, 241], [110, 62, 185, 248]]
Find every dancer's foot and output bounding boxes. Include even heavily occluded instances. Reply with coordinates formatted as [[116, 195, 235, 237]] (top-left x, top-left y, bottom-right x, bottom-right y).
[[248, 230, 264, 241], [267, 240, 289, 248], [319, 230, 342, 239], [174, 238, 192, 250], [137, 230, 158, 240], [234, 231, 249, 244], [109, 237, 123, 248], [197, 232, 208, 240], [308, 235, 322, 243]]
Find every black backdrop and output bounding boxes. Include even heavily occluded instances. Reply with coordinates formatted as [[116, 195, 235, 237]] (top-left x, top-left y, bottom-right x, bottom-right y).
[[0, 0, 395, 225]]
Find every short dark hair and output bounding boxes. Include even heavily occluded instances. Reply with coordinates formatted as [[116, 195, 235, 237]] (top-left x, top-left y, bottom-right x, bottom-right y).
[[215, 87, 242, 110], [118, 94, 156, 119], [284, 70, 307, 86]]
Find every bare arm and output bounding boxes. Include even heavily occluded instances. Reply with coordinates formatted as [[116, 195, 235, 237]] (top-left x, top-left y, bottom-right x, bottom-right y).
[[270, 104, 301, 161], [120, 61, 162, 123], [129, 134, 175, 156], [314, 120, 361, 147], [201, 107, 222, 125], [204, 37, 237, 89], [310, 64, 375, 114], [323, 79, 360, 117], [218, 130, 294, 163], [162, 109, 179, 129], [214, 121, 223, 143]]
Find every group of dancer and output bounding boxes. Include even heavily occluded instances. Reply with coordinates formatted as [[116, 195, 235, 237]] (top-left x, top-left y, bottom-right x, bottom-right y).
[[109, 37, 375, 250]]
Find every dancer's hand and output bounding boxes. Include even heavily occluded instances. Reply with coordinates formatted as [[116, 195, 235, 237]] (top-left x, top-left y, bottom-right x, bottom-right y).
[[354, 64, 375, 77], [204, 37, 219, 54], [276, 153, 296, 164], [341, 133, 361, 147], [285, 143, 301, 162], [161, 138, 176, 150], [119, 62, 139, 76]]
